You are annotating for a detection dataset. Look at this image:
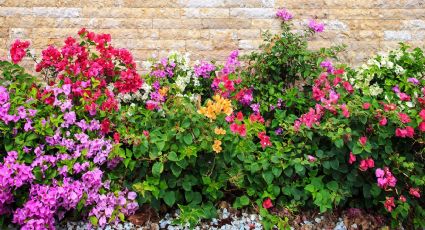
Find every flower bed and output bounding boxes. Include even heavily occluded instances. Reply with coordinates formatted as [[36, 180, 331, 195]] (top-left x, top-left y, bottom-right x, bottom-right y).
[[0, 9, 424, 230]]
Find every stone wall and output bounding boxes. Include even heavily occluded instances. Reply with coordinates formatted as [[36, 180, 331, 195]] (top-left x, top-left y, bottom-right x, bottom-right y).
[[1, 0, 425, 70]]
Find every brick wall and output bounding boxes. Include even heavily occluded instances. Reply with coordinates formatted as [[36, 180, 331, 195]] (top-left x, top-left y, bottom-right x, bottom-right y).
[[1, 0, 425, 70]]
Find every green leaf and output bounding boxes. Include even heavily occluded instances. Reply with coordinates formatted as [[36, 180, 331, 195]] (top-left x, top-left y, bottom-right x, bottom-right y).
[[334, 139, 343, 148], [170, 164, 182, 177], [152, 162, 164, 177], [240, 195, 250, 206], [89, 216, 98, 226], [262, 171, 274, 185], [168, 151, 179, 161], [164, 191, 176, 207], [183, 134, 193, 145], [156, 141, 165, 151]]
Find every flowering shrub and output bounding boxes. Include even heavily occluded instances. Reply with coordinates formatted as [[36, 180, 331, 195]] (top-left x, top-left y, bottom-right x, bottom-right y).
[[1, 8, 425, 230], [349, 43, 425, 97], [0, 29, 141, 229]]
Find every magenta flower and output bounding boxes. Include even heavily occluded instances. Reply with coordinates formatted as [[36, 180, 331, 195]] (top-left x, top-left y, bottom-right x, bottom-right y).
[[276, 9, 293, 21], [407, 77, 419, 85], [308, 19, 325, 33]]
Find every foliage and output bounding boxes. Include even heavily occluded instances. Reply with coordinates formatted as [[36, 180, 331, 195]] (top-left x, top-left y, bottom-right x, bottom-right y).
[[1, 8, 424, 230]]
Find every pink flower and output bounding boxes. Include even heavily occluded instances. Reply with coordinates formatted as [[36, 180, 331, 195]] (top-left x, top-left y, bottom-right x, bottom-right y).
[[379, 117, 387, 126], [359, 160, 369, 171], [419, 122, 425, 132], [342, 81, 354, 94], [307, 155, 317, 162], [419, 109, 425, 120], [384, 197, 395, 212], [398, 92, 411, 101], [10, 39, 30, 64], [362, 103, 371, 110], [375, 168, 385, 178], [395, 126, 414, 138], [341, 104, 350, 118], [348, 152, 356, 164], [398, 113, 411, 124], [308, 19, 325, 33], [399, 195, 406, 203], [359, 136, 367, 146], [409, 188, 421, 198], [258, 131, 272, 149], [276, 9, 293, 21], [366, 158, 374, 168], [262, 198, 273, 209]]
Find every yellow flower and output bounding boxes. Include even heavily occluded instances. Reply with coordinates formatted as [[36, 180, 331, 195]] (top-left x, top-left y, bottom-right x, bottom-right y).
[[214, 127, 226, 135], [212, 139, 222, 153], [198, 94, 233, 120], [159, 87, 169, 96]]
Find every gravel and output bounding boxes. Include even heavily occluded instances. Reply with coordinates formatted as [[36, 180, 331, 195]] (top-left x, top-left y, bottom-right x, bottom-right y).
[[57, 208, 350, 230]]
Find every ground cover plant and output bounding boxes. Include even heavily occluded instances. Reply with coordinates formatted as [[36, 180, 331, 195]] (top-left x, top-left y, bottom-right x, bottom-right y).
[[0, 8, 424, 230]]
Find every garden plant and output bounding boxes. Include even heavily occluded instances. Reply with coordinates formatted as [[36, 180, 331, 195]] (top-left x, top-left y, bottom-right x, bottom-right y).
[[0, 8, 424, 230]]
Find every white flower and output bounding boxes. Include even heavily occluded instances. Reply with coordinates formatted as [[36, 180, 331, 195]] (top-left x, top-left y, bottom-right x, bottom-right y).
[[142, 61, 152, 70]]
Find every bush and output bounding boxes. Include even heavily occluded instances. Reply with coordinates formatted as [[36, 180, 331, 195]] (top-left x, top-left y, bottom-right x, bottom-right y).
[[0, 8, 424, 230]]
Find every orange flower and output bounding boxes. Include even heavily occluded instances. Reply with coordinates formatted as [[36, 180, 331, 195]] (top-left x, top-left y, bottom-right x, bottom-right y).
[[198, 94, 233, 120], [214, 127, 226, 135], [212, 139, 222, 153], [159, 87, 169, 96]]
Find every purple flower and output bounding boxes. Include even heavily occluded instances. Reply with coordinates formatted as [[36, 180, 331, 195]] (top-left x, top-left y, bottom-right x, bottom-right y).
[[275, 128, 283, 135], [221, 50, 240, 75], [276, 9, 293, 21], [250, 103, 260, 113], [127, 192, 137, 200], [392, 85, 400, 93], [320, 60, 334, 73], [0, 86, 10, 104], [194, 61, 216, 78], [408, 77, 419, 85], [308, 19, 325, 33], [24, 119, 33, 132]]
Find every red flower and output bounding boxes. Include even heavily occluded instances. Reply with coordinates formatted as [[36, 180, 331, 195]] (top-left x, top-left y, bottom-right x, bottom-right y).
[[409, 188, 421, 198], [236, 111, 244, 121], [359, 136, 367, 146], [100, 119, 111, 134], [399, 195, 406, 203], [379, 117, 387, 126], [262, 198, 273, 209], [10, 39, 30, 64], [419, 122, 425, 132], [114, 70, 143, 94], [359, 160, 369, 171], [258, 132, 272, 149], [113, 132, 120, 143], [143, 130, 150, 138], [384, 197, 395, 212], [383, 103, 396, 112], [362, 103, 371, 110], [398, 113, 411, 124], [333, 77, 342, 86], [366, 158, 374, 168], [419, 109, 425, 120], [348, 152, 356, 164], [395, 126, 414, 138], [342, 81, 354, 94], [249, 113, 265, 123], [340, 104, 350, 118]]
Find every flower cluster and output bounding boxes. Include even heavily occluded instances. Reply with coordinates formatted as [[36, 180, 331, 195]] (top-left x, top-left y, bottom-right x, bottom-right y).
[[194, 60, 216, 78], [198, 94, 233, 120], [276, 9, 293, 21], [10, 39, 30, 64]]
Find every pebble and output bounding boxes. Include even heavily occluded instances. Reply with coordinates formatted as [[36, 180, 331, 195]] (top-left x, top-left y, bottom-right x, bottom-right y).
[[51, 208, 349, 230]]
